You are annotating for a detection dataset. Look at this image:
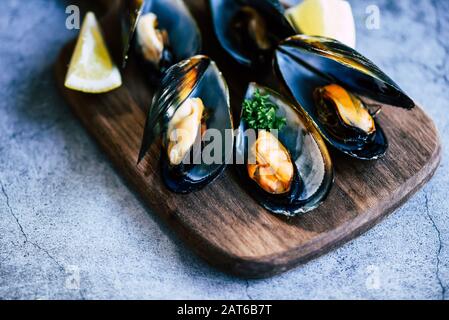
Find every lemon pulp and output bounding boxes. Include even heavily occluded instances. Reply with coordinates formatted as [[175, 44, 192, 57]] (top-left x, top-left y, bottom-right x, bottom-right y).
[[65, 12, 122, 93], [286, 0, 356, 49]]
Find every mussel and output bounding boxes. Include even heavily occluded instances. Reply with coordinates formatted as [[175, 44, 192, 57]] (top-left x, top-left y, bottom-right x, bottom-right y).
[[210, 0, 295, 68], [275, 35, 415, 160], [235, 83, 333, 216], [121, 0, 202, 79], [138, 55, 234, 193]]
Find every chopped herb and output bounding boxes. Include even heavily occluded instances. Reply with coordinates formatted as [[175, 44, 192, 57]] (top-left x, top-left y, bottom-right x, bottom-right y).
[[242, 89, 287, 131]]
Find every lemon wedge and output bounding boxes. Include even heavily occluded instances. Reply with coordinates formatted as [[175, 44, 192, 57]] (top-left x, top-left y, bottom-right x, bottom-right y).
[[286, 0, 356, 48], [65, 12, 122, 93]]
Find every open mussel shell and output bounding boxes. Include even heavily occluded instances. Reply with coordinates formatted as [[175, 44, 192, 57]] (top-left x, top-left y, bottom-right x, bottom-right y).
[[235, 83, 334, 216], [274, 35, 416, 160], [121, 0, 202, 75], [209, 0, 295, 68], [138, 55, 234, 193]]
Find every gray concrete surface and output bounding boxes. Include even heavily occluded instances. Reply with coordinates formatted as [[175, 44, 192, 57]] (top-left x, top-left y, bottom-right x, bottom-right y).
[[0, 0, 448, 300]]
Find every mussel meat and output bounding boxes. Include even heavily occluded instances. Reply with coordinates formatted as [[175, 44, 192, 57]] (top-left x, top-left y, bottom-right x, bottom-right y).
[[314, 84, 376, 146], [247, 130, 296, 195], [122, 0, 202, 78], [275, 35, 415, 160], [166, 97, 205, 166], [138, 55, 234, 193], [210, 0, 295, 67], [135, 12, 173, 71], [235, 83, 333, 216]]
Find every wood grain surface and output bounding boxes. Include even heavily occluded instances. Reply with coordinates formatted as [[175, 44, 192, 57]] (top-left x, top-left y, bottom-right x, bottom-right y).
[[54, 0, 441, 278]]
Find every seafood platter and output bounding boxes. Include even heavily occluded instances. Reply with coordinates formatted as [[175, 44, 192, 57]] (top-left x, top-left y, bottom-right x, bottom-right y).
[[56, 0, 441, 277]]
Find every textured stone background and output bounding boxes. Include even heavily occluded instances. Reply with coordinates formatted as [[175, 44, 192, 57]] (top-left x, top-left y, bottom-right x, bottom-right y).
[[0, 0, 448, 300]]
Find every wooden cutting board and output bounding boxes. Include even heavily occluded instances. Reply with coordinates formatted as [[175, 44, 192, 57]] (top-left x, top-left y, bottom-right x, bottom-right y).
[[55, 0, 441, 278]]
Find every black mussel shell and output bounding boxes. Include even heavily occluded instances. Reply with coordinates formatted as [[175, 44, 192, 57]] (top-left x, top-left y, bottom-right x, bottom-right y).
[[274, 35, 416, 159], [121, 0, 142, 66], [121, 0, 202, 76], [235, 83, 334, 216], [210, 0, 295, 68], [275, 35, 415, 109], [139, 56, 234, 193]]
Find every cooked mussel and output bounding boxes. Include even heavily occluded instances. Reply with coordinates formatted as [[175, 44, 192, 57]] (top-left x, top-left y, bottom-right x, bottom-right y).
[[138, 55, 234, 193], [235, 83, 333, 216], [275, 35, 415, 160], [210, 0, 295, 68], [121, 0, 202, 78]]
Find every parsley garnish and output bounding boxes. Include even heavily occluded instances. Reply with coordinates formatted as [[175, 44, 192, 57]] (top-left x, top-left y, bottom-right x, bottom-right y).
[[242, 90, 287, 131]]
